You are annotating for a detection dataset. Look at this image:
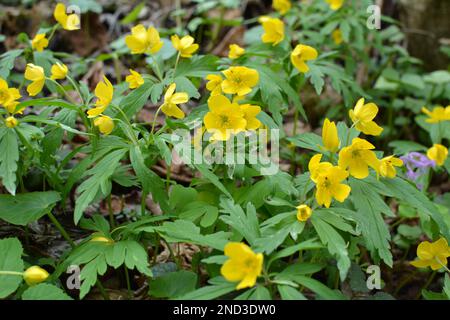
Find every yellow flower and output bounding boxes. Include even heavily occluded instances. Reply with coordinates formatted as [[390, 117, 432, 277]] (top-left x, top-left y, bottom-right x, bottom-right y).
[[54, 3, 80, 31], [272, 0, 291, 15], [221, 242, 263, 290], [5, 116, 18, 128], [171, 35, 199, 58], [161, 83, 188, 119], [221, 66, 259, 96], [326, 0, 344, 10], [31, 33, 49, 52], [411, 238, 450, 271], [332, 29, 343, 45], [296, 204, 312, 222], [24, 63, 45, 97], [0, 78, 21, 114], [125, 24, 163, 55], [291, 44, 318, 73], [379, 155, 403, 178], [427, 144, 448, 166], [421, 106, 450, 123], [204, 95, 247, 141], [50, 62, 68, 80], [126, 69, 144, 89], [23, 266, 49, 286], [338, 138, 379, 179], [240, 104, 262, 130], [206, 74, 223, 96], [87, 76, 114, 118], [259, 17, 285, 46], [94, 115, 114, 135], [309, 155, 351, 208], [349, 98, 383, 136], [322, 118, 339, 152], [228, 44, 245, 60]]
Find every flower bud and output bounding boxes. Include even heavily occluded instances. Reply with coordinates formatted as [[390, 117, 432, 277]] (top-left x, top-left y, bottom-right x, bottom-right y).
[[5, 116, 18, 128], [23, 266, 49, 286], [296, 204, 312, 222], [90, 236, 114, 244]]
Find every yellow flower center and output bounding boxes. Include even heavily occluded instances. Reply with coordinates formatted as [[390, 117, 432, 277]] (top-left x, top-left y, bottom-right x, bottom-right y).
[[321, 176, 331, 189], [244, 257, 257, 269], [351, 149, 361, 158], [220, 115, 230, 126]]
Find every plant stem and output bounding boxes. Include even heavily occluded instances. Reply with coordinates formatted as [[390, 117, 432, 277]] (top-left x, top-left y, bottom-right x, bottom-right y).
[[47, 211, 75, 248], [140, 192, 147, 215], [46, 78, 77, 104], [124, 265, 132, 299], [150, 106, 163, 136], [47, 24, 59, 43], [95, 280, 110, 300], [113, 54, 122, 83], [110, 104, 138, 144], [162, 237, 181, 269], [107, 194, 116, 229], [416, 271, 436, 299], [0, 271, 24, 276], [172, 52, 181, 82], [66, 75, 85, 105]]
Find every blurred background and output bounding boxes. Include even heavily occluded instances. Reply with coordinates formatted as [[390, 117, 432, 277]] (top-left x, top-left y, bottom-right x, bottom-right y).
[[0, 0, 448, 69]]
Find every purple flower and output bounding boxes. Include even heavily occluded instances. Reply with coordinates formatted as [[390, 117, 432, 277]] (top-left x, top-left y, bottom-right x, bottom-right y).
[[400, 152, 435, 190]]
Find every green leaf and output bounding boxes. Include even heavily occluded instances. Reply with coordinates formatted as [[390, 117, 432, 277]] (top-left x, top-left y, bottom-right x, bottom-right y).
[[74, 148, 127, 224], [156, 219, 229, 250], [0, 49, 23, 78], [248, 286, 271, 300], [349, 179, 393, 266], [175, 55, 219, 78], [120, 1, 145, 24], [176, 277, 236, 300], [219, 199, 260, 245], [278, 285, 307, 300], [195, 164, 232, 198], [287, 133, 322, 153], [116, 80, 154, 118], [444, 274, 450, 299], [0, 238, 24, 298], [150, 270, 198, 298], [15, 98, 79, 112], [311, 214, 351, 280], [268, 238, 323, 267], [277, 262, 324, 278], [380, 177, 450, 240], [0, 192, 61, 226], [22, 115, 91, 136], [123, 240, 152, 276], [174, 76, 200, 99], [307, 64, 325, 95], [423, 70, 450, 85], [289, 275, 346, 300], [388, 140, 427, 154], [129, 145, 169, 212], [0, 129, 19, 195], [22, 284, 72, 300]]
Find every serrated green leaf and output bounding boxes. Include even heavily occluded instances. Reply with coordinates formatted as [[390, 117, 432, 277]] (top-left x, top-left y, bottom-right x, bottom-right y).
[[0, 128, 19, 195]]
